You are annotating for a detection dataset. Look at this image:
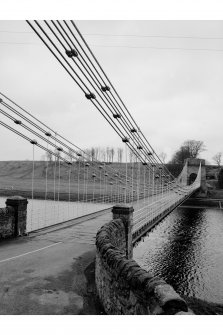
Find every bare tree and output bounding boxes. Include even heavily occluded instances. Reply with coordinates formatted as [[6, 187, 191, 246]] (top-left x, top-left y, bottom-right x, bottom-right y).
[[46, 151, 53, 162], [183, 140, 206, 158], [84, 148, 91, 161], [170, 140, 206, 164], [94, 147, 99, 161], [213, 152, 222, 167], [117, 147, 123, 163], [110, 148, 115, 163], [91, 147, 95, 161], [65, 148, 74, 162], [101, 148, 106, 162], [106, 147, 110, 163], [54, 148, 61, 162], [129, 150, 134, 163], [159, 152, 167, 163], [77, 150, 84, 162], [97, 147, 102, 161]]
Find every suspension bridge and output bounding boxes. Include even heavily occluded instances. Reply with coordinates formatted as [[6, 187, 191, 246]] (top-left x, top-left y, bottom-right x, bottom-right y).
[[0, 20, 202, 241]]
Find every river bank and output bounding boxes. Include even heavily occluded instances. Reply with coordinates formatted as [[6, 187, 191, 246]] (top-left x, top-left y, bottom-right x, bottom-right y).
[[181, 197, 223, 209]]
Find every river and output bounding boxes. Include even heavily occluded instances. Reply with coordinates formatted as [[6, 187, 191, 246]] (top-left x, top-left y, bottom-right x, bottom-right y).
[[133, 207, 223, 304]]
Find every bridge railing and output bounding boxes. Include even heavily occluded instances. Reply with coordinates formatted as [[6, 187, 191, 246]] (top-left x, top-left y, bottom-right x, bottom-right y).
[[132, 163, 201, 239]]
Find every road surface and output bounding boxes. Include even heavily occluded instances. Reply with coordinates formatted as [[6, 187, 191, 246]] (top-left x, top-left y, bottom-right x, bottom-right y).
[[0, 210, 112, 314]]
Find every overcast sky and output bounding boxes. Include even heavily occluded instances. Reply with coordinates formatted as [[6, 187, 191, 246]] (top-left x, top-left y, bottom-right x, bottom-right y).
[[0, 20, 223, 163]]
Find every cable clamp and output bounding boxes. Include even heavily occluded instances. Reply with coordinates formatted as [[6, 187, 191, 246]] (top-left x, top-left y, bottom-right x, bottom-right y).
[[65, 49, 78, 58], [113, 114, 121, 119], [85, 92, 96, 100], [101, 85, 110, 92], [14, 120, 22, 125], [30, 139, 37, 145]]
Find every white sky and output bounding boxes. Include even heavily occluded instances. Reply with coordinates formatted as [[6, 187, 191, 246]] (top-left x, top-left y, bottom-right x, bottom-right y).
[[0, 20, 223, 163]]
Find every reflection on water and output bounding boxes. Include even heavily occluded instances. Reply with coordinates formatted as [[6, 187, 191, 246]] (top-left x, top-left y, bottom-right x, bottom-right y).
[[133, 207, 223, 304], [0, 196, 111, 232]]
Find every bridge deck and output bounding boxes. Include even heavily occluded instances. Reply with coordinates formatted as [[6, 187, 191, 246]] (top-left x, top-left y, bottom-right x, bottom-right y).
[[132, 187, 197, 243], [0, 210, 111, 314]]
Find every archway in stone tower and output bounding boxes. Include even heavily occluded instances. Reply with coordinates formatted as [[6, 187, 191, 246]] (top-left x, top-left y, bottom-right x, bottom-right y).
[[189, 173, 197, 185]]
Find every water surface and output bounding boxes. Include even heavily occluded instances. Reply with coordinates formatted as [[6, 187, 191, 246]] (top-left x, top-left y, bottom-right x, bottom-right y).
[[134, 207, 223, 304]]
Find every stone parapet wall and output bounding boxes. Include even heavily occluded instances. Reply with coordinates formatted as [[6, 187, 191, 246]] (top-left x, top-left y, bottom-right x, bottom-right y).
[[95, 206, 193, 315], [0, 206, 15, 239], [0, 196, 28, 240]]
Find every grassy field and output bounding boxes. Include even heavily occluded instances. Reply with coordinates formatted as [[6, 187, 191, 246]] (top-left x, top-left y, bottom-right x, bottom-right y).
[[1, 160, 222, 201], [0, 160, 151, 201]]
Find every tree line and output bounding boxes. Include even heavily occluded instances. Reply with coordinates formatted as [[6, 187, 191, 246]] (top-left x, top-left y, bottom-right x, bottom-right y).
[[45, 147, 127, 163], [168, 140, 206, 164]]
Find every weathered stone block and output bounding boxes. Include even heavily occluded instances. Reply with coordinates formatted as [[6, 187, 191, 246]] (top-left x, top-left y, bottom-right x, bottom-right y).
[[6, 196, 28, 236], [154, 284, 188, 313]]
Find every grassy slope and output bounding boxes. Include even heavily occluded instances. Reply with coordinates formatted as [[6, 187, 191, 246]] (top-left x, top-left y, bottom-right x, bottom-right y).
[[1, 161, 222, 200], [0, 160, 145, 200]]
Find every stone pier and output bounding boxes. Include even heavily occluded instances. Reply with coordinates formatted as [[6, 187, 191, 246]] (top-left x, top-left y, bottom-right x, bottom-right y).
[[0, 196, 28, 239]]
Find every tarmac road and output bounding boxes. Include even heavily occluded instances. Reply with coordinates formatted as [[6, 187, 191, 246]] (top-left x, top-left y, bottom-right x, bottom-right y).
[[0, 210, 112, 315]]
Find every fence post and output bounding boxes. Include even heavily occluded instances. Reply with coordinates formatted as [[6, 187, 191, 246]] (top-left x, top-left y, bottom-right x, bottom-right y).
[[6, 196, 28, 236], [112, 205, 134, 259]]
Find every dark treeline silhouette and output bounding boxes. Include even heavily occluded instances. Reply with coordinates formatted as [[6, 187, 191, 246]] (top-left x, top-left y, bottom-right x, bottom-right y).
[[169, 140, 206, 164]]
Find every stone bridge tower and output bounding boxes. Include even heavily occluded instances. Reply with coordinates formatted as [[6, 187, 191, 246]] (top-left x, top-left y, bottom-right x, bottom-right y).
[[185, 158, 207, 196]]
